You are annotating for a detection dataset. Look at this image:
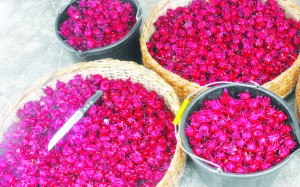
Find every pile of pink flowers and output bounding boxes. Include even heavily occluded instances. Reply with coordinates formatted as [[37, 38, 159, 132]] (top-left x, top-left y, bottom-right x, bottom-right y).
[[0, 75, 176, 186], [60, 0, 136, 52], [185, 88, 297, 173], [147, 0, 300, 85]]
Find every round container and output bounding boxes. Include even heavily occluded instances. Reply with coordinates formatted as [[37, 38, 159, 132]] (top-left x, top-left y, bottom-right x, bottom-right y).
[[140, 0, 300, 99], [0, 59, 186, 186], [55, 0, 143, 63], [179, 83, 300, 187]]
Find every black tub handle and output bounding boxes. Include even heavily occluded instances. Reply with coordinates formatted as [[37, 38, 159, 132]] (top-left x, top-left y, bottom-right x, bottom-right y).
[[135, 1, 142, 20], [187, 81, 260, 100], [173, 81, 260, 125], [174, 126, 223, 173], [51, 0, 75, 15]]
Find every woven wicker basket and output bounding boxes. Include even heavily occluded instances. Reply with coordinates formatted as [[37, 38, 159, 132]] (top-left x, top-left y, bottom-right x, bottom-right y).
[[295, 76, 300, 120], [0, 59, 186, 186], [140, 0, 300, 100]]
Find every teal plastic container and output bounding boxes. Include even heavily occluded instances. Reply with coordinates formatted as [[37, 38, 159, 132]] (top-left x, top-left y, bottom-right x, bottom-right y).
[[179, 83, 300, 187]]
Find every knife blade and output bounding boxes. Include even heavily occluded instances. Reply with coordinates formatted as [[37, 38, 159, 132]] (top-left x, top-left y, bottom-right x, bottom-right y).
[[48, 90, 103, 151]]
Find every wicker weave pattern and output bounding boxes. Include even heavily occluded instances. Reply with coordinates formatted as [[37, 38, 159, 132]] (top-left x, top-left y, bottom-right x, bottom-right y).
[[295, 76, 300, 120], [0, 59, 186, 187], [141, 0, 300, 100]]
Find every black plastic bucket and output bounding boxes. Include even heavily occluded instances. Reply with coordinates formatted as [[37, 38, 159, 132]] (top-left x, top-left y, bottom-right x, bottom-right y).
[[179, 83, 300, 187], [54, 0, 142, 63]]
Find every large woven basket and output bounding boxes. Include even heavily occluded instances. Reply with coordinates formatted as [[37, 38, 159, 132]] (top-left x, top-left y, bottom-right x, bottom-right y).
[[295, 76, 300, 120], [0, 59, 186, 186], [140, 0, 300, 100]]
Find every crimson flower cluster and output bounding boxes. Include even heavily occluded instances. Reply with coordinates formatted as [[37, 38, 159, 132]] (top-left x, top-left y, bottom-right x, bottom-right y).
[[185, 89, 297, 173], [60, 0, 136, 52], [0, 75, 176, 186], [147, 0, 300, 85]]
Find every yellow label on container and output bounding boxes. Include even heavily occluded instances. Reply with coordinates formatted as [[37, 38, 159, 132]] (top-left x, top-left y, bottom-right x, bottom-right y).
[[173, 98, 190, 125]]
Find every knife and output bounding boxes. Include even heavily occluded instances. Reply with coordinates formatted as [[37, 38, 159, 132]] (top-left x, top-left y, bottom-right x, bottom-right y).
[[47, 90, 103, 151]]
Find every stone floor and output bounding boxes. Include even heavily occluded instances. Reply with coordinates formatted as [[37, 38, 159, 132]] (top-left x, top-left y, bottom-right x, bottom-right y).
[[0, 0, 300, 186]]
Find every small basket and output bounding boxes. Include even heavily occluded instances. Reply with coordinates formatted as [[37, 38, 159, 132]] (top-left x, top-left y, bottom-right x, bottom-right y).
[[140, 0, 300, 100], [0, 59, 186, 186]]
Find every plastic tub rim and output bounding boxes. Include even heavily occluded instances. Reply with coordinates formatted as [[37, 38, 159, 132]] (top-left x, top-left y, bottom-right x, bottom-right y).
[[179, 82, 300, 178], [54, 0, 143, 57]]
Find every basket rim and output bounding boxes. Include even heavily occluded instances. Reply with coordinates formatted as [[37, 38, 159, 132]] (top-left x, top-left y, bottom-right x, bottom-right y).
[[0, 59, 175, 110], [295, 77, 300, 121]]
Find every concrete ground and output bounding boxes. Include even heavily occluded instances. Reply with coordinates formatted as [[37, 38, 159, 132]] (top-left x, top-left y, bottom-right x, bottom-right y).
[[0, 0, 300, 186]]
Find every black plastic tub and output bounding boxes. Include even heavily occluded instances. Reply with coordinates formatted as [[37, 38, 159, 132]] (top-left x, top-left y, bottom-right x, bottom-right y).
[[55, 0, 142, 63], [179, 83, 300, 187]]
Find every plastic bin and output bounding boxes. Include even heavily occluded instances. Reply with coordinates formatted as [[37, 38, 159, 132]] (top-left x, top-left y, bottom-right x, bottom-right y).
[[179, 83, 300, 187], [54, 0, 142, 63]]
